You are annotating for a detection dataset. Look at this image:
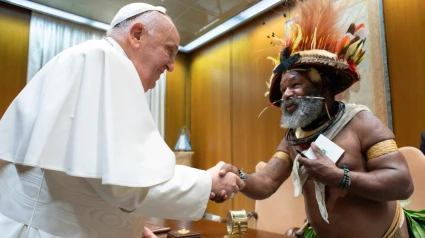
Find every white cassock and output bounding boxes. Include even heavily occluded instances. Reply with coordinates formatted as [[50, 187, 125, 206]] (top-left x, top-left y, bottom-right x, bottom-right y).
[[0, 37, 211, 238]]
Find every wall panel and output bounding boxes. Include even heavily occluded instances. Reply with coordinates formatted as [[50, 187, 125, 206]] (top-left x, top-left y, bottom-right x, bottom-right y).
[[165, 53, 188, 148], [190, 38, 233, 217], [230, 13, 288, 217], [0, 2, 30, 118], [383, 0, 425, 147]]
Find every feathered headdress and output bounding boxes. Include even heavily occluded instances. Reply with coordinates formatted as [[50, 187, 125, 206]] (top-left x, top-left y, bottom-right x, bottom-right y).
[[267, 0, 367, 107]]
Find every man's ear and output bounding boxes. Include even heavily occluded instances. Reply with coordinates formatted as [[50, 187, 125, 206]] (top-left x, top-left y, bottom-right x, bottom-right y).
[[128, 22, 145, 48]]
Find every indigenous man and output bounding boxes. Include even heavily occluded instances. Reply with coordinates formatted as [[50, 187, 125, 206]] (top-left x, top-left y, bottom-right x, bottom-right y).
[[0, 3, 242, 238], [212, 1, 423, 237]]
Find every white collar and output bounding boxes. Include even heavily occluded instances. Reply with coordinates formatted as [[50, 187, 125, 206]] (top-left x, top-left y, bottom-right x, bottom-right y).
[[105, 37, 128, 58]]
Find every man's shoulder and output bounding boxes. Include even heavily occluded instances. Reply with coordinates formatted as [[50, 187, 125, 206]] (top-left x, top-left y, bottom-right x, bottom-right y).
[[342, 103, 375, 128], [350, 109, 375, 123], [345, 107, 394, 150], [346, 109, 383, 133]]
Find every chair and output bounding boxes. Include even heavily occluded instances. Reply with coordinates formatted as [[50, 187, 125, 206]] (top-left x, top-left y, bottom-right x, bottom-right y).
[[420, 132, 425, 154], [398, 146, 425, 210], [254, 161, 306, 235]]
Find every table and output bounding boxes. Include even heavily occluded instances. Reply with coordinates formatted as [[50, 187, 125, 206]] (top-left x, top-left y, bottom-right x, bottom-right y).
[[147, 218, 291, 238]]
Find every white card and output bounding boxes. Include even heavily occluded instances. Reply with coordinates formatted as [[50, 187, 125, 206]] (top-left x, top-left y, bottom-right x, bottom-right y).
[[303, 134, 344, 164]]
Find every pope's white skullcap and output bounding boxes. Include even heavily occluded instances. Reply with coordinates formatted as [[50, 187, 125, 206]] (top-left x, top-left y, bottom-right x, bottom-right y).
[[110, 3, 166, 30]]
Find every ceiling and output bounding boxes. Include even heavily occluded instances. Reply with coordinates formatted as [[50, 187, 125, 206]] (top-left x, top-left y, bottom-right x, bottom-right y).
[[28, 0, 262, 46]]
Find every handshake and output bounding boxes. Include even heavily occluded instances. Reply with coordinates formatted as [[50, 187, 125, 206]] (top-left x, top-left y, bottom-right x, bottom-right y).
[[207, 162, 244, 203]]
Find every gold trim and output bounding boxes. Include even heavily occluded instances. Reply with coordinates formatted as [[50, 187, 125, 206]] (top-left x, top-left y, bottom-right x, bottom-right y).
[[272, 151, 292, 165], [366, 139, 398, 160]]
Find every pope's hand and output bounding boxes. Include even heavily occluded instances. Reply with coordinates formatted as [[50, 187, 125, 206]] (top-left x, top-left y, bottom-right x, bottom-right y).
[[209, 163, 241, 203], [207, 161, 244, 203]]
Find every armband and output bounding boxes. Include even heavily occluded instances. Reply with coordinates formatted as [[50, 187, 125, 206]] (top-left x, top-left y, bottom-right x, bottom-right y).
[[272, 151, 292, 165], [366, 139, 398, 160]]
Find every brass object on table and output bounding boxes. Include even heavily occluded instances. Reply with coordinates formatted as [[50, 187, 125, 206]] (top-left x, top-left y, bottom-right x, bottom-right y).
[[226, 210, 249, 236]]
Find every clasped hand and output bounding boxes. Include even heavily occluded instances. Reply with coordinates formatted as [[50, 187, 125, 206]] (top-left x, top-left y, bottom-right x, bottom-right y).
[[207, 161, 244, 202], [297, 142, 344, 187]]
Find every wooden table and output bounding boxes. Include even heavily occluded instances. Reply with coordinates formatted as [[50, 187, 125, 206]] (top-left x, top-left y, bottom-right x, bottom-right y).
[[147, 218, 291, 238]]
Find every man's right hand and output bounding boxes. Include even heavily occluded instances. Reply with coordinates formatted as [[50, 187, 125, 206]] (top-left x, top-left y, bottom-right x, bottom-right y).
[[207, 162, 244, 203], [218, 163, 239, 178]]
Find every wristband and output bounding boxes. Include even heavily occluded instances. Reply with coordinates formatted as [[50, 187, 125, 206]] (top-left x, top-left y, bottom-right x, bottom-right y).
[[339, 166, 350, 190], [237, 168, 246, 183]]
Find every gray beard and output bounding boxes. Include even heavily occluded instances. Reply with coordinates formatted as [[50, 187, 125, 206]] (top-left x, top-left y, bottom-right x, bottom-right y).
[[280, 95, 324, 129]]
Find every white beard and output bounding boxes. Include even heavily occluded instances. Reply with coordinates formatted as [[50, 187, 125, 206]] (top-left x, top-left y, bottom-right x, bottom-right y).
[[280, 95, 324, 129]]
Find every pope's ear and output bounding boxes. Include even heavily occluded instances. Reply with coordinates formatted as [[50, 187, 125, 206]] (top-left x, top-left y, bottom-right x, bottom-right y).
[[128, 22, 145, 48]]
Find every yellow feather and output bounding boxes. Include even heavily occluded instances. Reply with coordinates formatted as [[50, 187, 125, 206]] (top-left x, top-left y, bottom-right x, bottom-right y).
[[354, 51, 366, 65], [267, 56, 278, 66], [345, 39, 362, 60], [310, 27, 317, 50], [305, 35, 309, 50], [292, 24, 303, 54], [355, 54, 365, 65], [352, 41, 364, 60]]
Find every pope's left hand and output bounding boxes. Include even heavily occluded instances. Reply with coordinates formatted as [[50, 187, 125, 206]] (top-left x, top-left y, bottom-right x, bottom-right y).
[[143, 227, 157, 238], [298, 142, 344, 187]]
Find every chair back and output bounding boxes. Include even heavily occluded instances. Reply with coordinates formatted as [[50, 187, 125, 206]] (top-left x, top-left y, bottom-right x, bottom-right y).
[[399, 146, 425, 210], [254, 161, 306, 234]]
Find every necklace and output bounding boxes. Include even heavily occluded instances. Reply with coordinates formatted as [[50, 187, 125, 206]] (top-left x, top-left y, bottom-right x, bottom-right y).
[[285, 102, 345, 147]]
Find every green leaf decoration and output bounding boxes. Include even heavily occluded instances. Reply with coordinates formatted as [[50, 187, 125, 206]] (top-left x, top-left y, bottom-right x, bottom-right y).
[[404, 208, 425, 238], [304, 227, 317, 238]]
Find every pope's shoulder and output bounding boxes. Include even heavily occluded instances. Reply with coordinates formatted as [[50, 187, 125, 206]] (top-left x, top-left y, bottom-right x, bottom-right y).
[[57, 39, 121, 58]]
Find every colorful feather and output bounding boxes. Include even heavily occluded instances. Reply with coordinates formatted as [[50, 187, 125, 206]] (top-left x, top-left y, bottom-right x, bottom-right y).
[[335, 35, 351, 56], [291, 24, 303, 54], [354, 23, 366, 34], [345, 39, 362, 60]]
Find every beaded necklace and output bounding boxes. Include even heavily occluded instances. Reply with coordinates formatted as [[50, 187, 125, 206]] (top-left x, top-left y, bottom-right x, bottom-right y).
[[285, 102, 345, 149]]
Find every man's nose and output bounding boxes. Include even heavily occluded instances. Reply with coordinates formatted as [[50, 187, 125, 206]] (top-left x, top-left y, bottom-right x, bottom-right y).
[[282, 88, 294, 101]]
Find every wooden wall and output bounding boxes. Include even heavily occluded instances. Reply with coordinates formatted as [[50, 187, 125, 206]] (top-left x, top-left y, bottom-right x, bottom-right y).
[[230, 15, 289, 215], [189, 12, 289, 218], [190, 38, 234, 215], [383, 0, 425, 147], [165, 53, 190, 148], [0, 2, 30, 118]]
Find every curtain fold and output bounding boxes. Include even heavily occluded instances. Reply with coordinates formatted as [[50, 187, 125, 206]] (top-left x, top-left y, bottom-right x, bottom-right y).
[[27, 12, 105, 82], [145, 73, 167, 137]]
